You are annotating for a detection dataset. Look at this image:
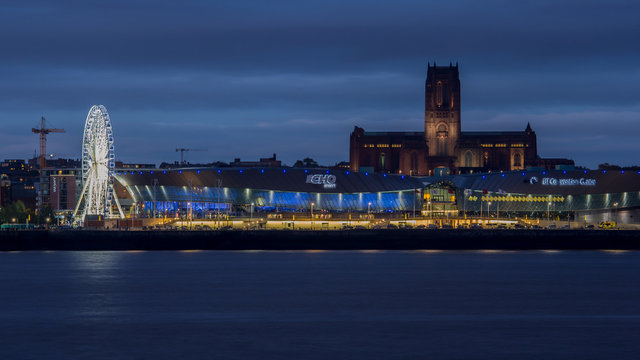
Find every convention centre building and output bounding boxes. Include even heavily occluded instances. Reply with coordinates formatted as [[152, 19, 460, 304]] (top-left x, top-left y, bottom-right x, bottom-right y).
[[114, 167, 640, 225]]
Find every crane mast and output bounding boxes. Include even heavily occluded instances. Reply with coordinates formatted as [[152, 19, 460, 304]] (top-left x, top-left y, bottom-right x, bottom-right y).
[[32, 116, 65, 210], [175, 148, 206, 165]]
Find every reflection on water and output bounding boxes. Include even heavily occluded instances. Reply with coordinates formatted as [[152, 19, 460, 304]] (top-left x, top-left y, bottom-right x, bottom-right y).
[[0, 251, 639, 359], [68, 251, 124, 273]]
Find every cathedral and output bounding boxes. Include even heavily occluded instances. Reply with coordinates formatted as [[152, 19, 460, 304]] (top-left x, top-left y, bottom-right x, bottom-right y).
[[349, 63, 573, 176]]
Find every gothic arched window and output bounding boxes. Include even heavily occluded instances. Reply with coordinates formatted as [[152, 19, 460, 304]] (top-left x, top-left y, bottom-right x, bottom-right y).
[[436, 81, 443, 107], [464, 151, 473, 167], [410, 152, 418, 175], [379, 153, 386, 170], [513, 153, 522, 168], [436, 124, 448, 155]]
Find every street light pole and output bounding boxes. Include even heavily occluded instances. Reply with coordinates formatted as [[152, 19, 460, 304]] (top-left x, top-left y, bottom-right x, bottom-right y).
[[152, 179, 158, 229], [310, 202, 314, 230], [412, 190, 416, 219]]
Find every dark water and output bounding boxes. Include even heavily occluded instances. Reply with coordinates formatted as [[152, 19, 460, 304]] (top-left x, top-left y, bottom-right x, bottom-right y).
[[1, 251, 639, 359]]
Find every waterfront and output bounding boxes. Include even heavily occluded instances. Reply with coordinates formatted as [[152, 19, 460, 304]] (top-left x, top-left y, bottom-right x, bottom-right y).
[[1, 251, 639, 359]]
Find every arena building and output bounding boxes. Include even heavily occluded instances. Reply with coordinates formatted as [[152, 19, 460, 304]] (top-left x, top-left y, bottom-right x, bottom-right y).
[[114, 167, 426, 217], [114, 167, 640, 225]]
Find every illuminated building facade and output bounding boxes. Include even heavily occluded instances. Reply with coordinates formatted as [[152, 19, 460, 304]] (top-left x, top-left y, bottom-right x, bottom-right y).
[[447, 169, 640, 225], [350, 63, 573, 175], [115, 167, 426, 215], [113, 167, 640, 224]]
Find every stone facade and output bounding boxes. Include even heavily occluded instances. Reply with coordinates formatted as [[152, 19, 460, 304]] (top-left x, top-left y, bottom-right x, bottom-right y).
[[350, 63, 572, 175]]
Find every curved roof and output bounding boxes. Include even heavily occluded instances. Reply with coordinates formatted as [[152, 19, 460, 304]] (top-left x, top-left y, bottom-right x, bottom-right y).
[[115, 167, 424, 194]]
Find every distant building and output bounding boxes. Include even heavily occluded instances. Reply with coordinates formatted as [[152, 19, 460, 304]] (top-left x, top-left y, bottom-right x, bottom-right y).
[[229, 154, 281, 168], [350, 63, 573, 175], [46, 169, 79, 211], [28, 157, 81, 169], [330, 161, 351, 170], [0, 159, 38, 209], [0, 174, 11, 207], [115, 161, 156, 169]]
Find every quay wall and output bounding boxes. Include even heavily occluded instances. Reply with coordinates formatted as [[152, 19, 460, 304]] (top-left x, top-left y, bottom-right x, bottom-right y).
[[1, 229, 640, 251]]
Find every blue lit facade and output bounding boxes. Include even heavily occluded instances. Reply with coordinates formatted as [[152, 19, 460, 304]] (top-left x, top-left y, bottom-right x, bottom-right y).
[[114, 167, 425, 213], [114, 167, 640, 223]]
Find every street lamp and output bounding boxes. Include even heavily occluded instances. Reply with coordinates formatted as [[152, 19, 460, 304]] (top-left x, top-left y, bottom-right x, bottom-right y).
[[368, 202, 372, 215], [310, 202, 315, 230], [250, 202, 254, 222], [488, 202, 492, 218], [547, 201, 552, 222], [187, 202, 192, 230]]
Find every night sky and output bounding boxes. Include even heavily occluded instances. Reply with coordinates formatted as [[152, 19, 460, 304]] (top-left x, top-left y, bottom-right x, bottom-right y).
[[1, 0, 638, 168]]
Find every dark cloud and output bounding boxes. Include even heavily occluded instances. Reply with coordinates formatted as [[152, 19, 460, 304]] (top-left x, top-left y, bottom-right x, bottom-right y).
[[0, 0, 638, 168]]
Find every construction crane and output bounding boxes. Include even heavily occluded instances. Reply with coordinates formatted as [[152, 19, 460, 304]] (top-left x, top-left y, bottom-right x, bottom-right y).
[[32, 116, 65, 211], [175, 148, 207, 165], [32, 117, 65, 171]]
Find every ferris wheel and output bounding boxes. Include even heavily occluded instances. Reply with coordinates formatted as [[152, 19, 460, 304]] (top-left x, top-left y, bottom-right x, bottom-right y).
[[72, 105, 124, 222]]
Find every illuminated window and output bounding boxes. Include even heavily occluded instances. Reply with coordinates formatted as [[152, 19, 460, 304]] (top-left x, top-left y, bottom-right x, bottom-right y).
[[513, 153, 522, 168], [436, 81, 443, 106], [436, 124, 448, 155]]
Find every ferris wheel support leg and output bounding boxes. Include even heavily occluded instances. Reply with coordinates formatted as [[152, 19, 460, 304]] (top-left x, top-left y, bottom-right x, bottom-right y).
[[72, 169, 93, 222], [112, 185, 125, 219]]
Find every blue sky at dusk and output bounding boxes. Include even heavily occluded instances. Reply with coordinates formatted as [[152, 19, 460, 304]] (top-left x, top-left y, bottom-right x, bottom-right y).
[[1, 0, 638, 168]]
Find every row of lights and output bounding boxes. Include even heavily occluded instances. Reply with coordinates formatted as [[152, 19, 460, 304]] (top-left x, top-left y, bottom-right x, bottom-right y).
[[119, 168, 638, 179], [479, 169, 638, 180], [117, 168, 410, 179]]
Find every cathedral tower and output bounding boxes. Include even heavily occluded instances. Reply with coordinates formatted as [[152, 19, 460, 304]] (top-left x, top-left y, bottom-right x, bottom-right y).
[[425, 63, 461, 171]]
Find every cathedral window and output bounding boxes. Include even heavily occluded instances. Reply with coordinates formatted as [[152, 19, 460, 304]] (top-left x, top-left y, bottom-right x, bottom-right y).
[[436, 124, 448, 155], [436, 81, 443, 107], [410, 152, 418, 175], [379, 153, 386, 170], [513, 153, 522, 168], [464, 151, 473, 167]]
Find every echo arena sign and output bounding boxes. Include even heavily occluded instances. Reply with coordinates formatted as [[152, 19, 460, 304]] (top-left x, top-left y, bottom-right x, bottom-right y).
[[306, 174, 337, 189], [529, 176, 596, 186]]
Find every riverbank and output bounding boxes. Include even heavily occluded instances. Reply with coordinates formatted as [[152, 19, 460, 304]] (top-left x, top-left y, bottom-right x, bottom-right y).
[[1, 229, 640, 251]]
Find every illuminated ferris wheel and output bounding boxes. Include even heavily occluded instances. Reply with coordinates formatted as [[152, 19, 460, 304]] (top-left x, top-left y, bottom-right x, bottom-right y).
[[72, 105, 124, 222]]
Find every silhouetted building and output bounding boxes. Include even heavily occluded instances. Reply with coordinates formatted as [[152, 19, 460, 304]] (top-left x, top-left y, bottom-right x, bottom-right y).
[[0, 159, 38, 209], [230, 154, 281, 168], [115, 161, 156, 169], [0, 174, 11, 207], [350, 63, 573, 175]]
